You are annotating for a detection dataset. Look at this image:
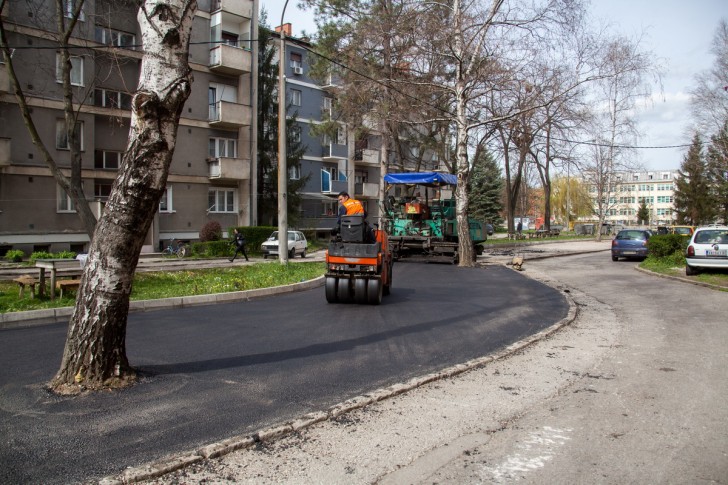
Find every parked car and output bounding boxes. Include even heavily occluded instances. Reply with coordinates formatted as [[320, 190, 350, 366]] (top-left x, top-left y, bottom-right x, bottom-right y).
[[671, 225, 695, 237], [611, 229, 652, 261], [485, 223, 494, 236], [261, 230, 308, 259], [685, 225, 728, 275]]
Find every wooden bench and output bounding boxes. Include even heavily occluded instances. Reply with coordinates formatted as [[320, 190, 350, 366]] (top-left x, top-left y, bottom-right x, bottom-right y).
[[56, 279, 82, 299], [13, 275, 40, 298]]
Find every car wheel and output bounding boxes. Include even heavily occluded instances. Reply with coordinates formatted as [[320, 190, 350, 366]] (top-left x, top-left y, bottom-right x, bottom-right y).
[[611, 255, 618, 261], [263, 254, 267, 259], [301, 248, 306, 258], [289, 248, 295, 259], [685, 264, 699, 276]]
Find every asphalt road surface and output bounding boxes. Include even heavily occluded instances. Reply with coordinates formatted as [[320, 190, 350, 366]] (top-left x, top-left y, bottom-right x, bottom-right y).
[[0, 262, 569, 484], [144, 250, 728, 484]]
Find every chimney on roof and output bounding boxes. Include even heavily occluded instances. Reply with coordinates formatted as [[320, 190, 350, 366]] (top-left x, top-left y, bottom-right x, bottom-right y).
[[275, 23, 292, 36]]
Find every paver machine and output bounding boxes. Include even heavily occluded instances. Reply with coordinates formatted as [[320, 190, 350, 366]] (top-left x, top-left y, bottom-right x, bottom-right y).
[[325, 215, 393, 304], [383, 171, 486, 264]]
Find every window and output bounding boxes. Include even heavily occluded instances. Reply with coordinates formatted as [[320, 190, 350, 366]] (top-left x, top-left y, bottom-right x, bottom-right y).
[[55, 120, 84, 150], [291, 89, 302, 106], [64, 0, 85, 21], [56, 53, 83, 86], [221, 31, 239, 47], [291, 125, 301, 143], [208, 137, 237, 158], [336, 124, 346, 145], [290, 52, 302, 69], [323, 97, 333, 114], [94, 150, 121, 169], [95, 26, 135, 49], [208, 188, 236, 212], [289, 164, 300, 180], [159, 186, 173, 212], [94, 88, 132, 109], [322, 200, 336, 216], [94, 181, 112, 201], [57, 187, 76, 213]]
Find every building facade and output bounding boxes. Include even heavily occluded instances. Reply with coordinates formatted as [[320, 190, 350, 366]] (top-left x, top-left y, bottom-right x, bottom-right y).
[[587, 169, 680, 227], [274, 25, 382, 233], [0, 0, 258, 254]]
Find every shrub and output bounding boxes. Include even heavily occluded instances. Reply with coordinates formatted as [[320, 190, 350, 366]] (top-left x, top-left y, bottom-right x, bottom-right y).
[[199, 221, 223, 242], [54, 251, 77, 259], [648, 234, 686, 259], [191, 241, 231, 257], [4, 249, 25, 263], [29, 251, 54, 264]]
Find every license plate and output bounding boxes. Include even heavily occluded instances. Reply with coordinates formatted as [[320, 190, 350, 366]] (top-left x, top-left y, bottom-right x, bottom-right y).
[[706, 250, 727, 257], [622, 250, 636, 255]]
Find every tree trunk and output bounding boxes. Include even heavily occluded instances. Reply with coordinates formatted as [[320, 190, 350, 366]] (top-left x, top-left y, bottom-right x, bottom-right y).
[[50, 0, 196, 394]]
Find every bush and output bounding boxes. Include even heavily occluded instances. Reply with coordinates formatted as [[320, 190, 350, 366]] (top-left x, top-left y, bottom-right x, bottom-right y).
[[29, 251, 54, 264], [54, 250, 77, 259], [199, 221, 223, 242], [4, 249, 25, 263], [648, 234, 686, 259], [191, 240, 231, 257]]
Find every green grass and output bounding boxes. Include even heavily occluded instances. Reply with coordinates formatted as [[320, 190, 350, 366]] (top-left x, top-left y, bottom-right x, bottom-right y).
[[0, 262, 326, 314], [640, 255, 728, 289]]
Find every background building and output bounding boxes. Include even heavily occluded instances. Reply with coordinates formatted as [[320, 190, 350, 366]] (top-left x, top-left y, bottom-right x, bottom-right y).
[[587, 169, 680, 227], [0, 0, 258, 254]]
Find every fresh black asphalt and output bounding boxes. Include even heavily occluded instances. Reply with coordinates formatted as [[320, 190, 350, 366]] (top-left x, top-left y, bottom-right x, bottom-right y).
[[0, 262, 569, 484]]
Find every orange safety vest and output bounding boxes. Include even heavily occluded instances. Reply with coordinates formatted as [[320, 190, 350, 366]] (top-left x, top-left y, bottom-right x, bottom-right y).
[[342, 197, 365, 216]]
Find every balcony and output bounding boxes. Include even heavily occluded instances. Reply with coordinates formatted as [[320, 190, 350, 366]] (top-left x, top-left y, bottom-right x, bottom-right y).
[[354, 182, 379, 198], [211, 0, 252, 18], [208, 156, 250, 182], [209, 44, 251, 75], [322, 143, 348, 162], [355, 148, 379, 166], [208, 101, 251, 129]]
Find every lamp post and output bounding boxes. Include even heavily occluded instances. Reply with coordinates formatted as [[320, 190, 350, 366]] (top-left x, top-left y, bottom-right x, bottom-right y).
[[277, 0, 290, 264]]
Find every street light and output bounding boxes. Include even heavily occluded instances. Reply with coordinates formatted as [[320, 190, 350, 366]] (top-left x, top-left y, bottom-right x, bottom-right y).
[[277, 0, 290, 264]]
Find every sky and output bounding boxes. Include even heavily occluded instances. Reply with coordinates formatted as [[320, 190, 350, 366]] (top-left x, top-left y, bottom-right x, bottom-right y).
[[261, 0, 728, 172]]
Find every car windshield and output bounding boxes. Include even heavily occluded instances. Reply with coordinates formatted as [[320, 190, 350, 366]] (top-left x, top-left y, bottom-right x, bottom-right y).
[[674, 227, 692, 235], [616, 231, 647, 240], [695, 230, 728, 244]]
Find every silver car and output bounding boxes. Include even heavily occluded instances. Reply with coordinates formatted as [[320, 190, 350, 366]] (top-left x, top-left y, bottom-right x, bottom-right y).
[[685, 225, 728, 275]]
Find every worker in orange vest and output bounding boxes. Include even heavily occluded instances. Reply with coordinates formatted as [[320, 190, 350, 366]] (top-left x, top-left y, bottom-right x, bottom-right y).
[[337, 191, 365, 219]]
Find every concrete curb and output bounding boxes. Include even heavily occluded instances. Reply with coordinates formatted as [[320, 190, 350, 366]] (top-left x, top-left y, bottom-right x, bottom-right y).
[[97, 277, 579, 485], [0, 276, 325, 328]]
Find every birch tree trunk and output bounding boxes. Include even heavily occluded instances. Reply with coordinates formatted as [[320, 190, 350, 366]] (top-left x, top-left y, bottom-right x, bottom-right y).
[[50, 0, 196, 394]]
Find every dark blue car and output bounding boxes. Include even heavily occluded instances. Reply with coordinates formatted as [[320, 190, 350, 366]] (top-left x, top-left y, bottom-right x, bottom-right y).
[[611, 229, 652, 261]]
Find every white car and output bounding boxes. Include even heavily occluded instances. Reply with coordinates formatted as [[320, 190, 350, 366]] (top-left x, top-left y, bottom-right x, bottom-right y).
[[685, 225, 728, 275], [261, 230, 308, 259]]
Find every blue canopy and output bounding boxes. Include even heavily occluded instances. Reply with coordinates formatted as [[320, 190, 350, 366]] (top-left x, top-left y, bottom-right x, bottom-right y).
[[383, 172, 458, 187]]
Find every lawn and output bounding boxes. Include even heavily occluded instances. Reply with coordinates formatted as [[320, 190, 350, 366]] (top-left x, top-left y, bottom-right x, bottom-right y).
[[640, 256, 728, 289], [0, 262, 327, 314]]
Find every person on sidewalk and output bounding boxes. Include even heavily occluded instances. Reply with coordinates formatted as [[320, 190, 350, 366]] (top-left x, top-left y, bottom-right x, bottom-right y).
[[229, 228, 249, 262]]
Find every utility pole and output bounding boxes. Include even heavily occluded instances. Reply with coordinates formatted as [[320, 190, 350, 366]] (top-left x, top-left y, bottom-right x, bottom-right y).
[[277, 1, 290, 264]]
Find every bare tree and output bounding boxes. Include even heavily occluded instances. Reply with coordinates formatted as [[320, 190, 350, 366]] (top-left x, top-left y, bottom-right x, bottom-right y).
[[690, 19, 728, 136], [579, 35, 658, 240], [50, 0, 197, 393], [0, 0, 99, 237]]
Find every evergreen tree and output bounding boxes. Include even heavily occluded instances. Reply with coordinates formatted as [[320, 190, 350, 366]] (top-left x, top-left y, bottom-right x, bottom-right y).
[[467, 149, 504, 226], [257, 20, 309, 226], [636, 199, 650, 225], [707, 120, 728, 224], [674, 134, 715, 225]]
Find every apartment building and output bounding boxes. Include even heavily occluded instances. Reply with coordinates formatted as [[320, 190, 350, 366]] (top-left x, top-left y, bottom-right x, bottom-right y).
[[273, 24, 382, 232], [0, 0, 258, 254], [588, 169, 680, 226]]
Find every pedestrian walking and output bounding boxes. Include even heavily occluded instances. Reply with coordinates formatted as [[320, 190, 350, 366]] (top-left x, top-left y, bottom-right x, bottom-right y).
[[230, 228, 249, 262]]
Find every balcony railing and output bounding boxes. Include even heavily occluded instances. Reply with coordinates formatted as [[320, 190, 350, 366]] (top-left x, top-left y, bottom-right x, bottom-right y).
[[208, 157, 250, 181], [209, 44, 251, 75], [208, 101, 251, 128]]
